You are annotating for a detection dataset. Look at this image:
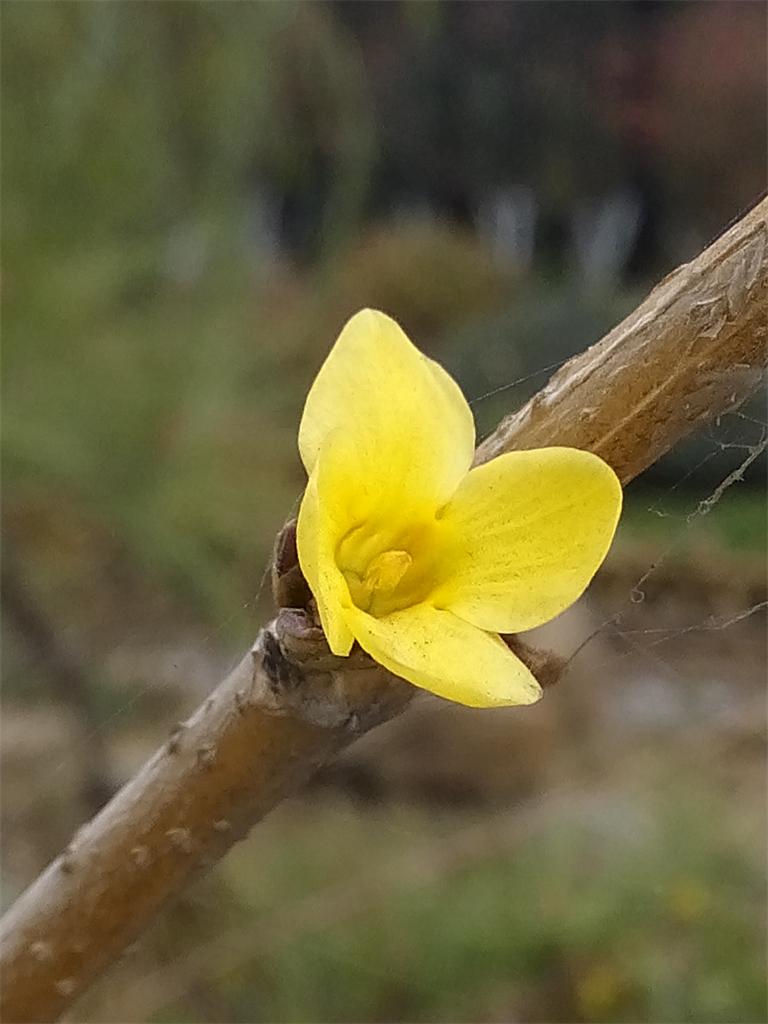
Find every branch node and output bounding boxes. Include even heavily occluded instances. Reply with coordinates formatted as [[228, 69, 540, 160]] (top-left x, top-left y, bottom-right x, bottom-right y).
[[165, 828, 194, 855], [166, 722, 188, 754], [29, 941, 52, 963], [59, 847, 76, 874], [130, 845, 151, 868], [196, 744, 217, 770], [501, 635, 566, 690]]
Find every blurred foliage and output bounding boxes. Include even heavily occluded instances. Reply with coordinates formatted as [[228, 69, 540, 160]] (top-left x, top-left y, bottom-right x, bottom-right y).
[[2, 2, 373, 254], [325, 221, 512, 344]]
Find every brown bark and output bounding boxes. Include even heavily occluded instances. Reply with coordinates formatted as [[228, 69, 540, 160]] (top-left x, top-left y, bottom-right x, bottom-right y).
[[1, 197, 766, 1023]]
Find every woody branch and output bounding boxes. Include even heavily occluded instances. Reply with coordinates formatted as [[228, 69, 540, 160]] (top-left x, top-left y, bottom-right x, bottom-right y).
[[0, 197, 765, 1023]]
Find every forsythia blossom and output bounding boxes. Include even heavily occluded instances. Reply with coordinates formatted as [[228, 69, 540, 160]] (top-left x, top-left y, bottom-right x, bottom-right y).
[[296, 309, 622, 707]]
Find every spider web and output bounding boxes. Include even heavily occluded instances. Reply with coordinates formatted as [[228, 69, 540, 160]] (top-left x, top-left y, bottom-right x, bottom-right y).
[[568, 427, 768, 669]]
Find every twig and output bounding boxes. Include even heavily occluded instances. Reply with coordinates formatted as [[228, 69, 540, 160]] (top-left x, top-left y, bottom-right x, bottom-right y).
[[1, 196, 766, 1023]]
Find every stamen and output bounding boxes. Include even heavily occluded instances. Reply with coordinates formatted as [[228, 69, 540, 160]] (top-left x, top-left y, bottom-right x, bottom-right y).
[[363, 550, 412, 593]]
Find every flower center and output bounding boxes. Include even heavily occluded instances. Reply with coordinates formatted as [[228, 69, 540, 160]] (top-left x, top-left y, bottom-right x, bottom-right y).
[[363, 549, 413, 593], [343, 548, 414, 615], [337, 518, 446, 618]]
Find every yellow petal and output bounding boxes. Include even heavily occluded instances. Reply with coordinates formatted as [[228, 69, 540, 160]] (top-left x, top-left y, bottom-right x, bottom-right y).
[[434, 447, 622, 633], [298, 309, 474, 509], [344, 603, 542, 707], [296, 464, 354, 655]]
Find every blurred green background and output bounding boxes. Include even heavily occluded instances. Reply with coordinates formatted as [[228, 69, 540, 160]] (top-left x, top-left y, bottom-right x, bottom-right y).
[[1, 3, 766, 1022]]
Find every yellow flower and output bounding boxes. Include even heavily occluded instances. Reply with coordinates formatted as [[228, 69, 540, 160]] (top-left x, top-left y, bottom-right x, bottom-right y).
[[296, 309, 622, 707]]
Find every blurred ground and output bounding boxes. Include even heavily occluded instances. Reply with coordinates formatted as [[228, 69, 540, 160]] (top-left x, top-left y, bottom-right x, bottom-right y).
[[2, 3, 766, 1023]]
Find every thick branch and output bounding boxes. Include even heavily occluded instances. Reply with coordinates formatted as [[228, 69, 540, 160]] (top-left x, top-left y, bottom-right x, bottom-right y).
[[1, 198, 766, 1023]]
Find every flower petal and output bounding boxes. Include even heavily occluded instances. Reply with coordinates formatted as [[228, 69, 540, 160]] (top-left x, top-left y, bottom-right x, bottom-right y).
[[434, 447, 622, 633], [298, 309, 474, 508], [344, 603, 542, 707], [296, 465, 354, 655]]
